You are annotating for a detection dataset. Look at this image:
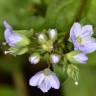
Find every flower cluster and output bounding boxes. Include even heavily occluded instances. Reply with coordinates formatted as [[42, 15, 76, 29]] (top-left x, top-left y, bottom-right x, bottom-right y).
[[3, 21, 96, 92]]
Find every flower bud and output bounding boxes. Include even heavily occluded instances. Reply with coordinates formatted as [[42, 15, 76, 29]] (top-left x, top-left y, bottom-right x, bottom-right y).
[[29, 53, 40, 64], [66, 51, 88, 64], [48, 29, 57, 41], [51, 54, 60, 64], [16, 35, 30, 47], [38, 33, 47, 43], [3, 21, 30, 47], [67, 64, 79, 84]]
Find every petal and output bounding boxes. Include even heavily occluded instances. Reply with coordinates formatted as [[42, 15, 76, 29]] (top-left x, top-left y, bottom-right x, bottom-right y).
[[70, 22, 82, 39], [38, 77, 51, 93], [74, 53, 88, 64], [3, 21, 13, 43], [29, 71, 44, 86], [3, 21, 12, 30], [70, 23, 82, 49], [50, 73, 60, 89], [4, 29, 12, 43], [81, 25, 93, 38], [79, 42, 96, 53], [7, 33, 22, 46], [3, 21, 22, 46]]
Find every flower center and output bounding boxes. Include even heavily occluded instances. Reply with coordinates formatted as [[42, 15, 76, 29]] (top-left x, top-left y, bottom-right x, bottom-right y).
[[43, 68, 51, 76], [41, 40, 53, 52], [77, 37, 82, 44]]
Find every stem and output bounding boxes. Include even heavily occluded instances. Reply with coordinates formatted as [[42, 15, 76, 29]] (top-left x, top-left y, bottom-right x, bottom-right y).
[[75, 0, 91, 21], [60, 84, 65, 96], [12, 69, 28, 96]]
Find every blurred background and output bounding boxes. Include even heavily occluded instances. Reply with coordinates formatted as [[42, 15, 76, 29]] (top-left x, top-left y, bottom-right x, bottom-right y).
[[0, 0, 96, 96]]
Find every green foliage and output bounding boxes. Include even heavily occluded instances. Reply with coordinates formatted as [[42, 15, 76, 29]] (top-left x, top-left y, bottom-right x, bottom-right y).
[[45, 0, 81, 31], [53, 62, 67, 83], [0, 86, 17, 96], [80, 0, 96, 26], [0, 56, 24, 72], [64, 65, 96, 96]]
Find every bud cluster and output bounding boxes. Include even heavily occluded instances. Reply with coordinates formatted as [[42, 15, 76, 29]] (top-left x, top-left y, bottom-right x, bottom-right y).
[[3, 21, 96, 92]]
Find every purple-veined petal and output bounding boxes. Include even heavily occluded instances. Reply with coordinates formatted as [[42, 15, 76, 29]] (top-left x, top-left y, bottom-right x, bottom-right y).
[[81, 25, 93, 38], [74, 53, 88, 64], [50, 73, 60, 89], [38, 77, 51, 93], [3, 21, 12, 30], [79, 42, 96, 53], [3, 21, 22, 46], [7, 32, 22, 46], [70, 23, 82, 40], [29, 71, 44, 86]]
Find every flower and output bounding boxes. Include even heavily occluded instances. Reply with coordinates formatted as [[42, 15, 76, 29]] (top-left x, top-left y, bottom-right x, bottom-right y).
[[51, 54, 60, 64], [66, 51, 88, 64], [70, 22, 96, 53], [29, 54, 40, 64], [3, 21, 22, 47], [29, 68, 60, 93]]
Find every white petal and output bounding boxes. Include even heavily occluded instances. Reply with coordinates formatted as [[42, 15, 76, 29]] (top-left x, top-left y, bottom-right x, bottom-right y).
[[50, 73, 60, 89], [48, 29, 57, 41], [29, 71, 44, 86]]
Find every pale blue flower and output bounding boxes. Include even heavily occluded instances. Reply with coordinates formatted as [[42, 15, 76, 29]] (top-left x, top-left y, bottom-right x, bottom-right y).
[[29, 69, 60, 93], [3, 21, 22, 47], [70, 22, 96, 53]]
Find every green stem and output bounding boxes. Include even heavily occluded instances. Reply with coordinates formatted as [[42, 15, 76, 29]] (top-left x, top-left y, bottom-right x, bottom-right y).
[[12, 69, 28, 96], [75, 0, 91, 21], [60, 84, 66, 96]]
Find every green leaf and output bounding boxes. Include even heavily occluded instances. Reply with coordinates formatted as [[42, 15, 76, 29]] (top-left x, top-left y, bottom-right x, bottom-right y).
[[8, 47, 28, 56], [53, 64, 67, 83]]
